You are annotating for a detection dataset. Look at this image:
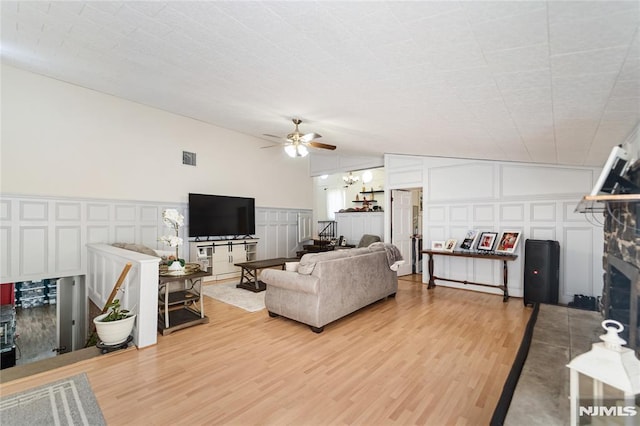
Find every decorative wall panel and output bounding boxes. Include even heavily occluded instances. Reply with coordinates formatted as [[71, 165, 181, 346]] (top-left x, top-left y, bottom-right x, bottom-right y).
[[529, 227, 557, 240], [87, 226, 110, 244], [20, 226, 47, 276], [531, 203, 556, 222], [429, 164, 494, 201], [450, 206, 468, 222], [427, 206, 446, 222], [115, 205, 136, 222], [140, 206, 159, 222], [500, 204, 525, 222], [473, 205, 495, 222], [386, 154, 602, 301], [87, 204, 110, 221], [501, 165, 593, 198], [56, 203, 81, 221], [563, 227, 594, 298], [20, 201, 48, 221], [1, 227, 10, 277], [55, 226, 82, 272], [115, 226, 136, 243], [0, 200, 10, 221]]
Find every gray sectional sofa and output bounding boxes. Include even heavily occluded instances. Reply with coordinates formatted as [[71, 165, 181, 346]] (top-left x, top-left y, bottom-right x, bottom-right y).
[[260, 243, 402, 332]]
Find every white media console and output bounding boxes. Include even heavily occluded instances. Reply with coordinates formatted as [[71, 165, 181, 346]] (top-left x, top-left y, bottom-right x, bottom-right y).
[[189, 239, 258, 281]]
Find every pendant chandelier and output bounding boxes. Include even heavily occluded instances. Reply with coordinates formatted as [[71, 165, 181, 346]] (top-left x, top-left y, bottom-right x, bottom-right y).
[[342, 172, 360, 186]]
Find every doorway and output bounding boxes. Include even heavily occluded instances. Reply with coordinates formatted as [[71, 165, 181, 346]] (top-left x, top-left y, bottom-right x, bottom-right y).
[[391, 188, 423, 276]]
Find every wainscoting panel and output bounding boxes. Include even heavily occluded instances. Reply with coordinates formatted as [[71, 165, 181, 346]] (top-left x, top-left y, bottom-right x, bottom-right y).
[[55, 202, 81, 221], [87, 225, 109, 244], [500, 204, 525, 222], [55, 226, 82, 272], [87, 204, 110, 221], [473, 205, 495, 222], [429, 163, 494, 201], [450, 206, 468, 222], [562, 227, 594, 299], [387, 154, 603, 302], [20, 226, 48, 276], [20, 201, 48, 221], [1, 227, 10, 277], [2, 195, 311, 283], [114, 205, 136, 222], [254, 207, 310, 259], [531, 202, 556, 222], [500, 165, 593, 198], [0, 200, 10, 221], [427, 206, 446, 222], [114, 226, 136, 243], [529, 227, 557, 241]]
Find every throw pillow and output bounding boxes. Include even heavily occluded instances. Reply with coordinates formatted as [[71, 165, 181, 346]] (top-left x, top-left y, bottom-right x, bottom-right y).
[[285, 262, 299, 272]]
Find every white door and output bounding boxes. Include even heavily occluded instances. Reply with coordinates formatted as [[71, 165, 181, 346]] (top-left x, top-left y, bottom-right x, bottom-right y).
[[391, 190, 413, 276]]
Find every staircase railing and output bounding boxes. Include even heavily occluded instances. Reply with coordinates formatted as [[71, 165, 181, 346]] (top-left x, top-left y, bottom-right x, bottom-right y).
[[318, 221, 336, 242]]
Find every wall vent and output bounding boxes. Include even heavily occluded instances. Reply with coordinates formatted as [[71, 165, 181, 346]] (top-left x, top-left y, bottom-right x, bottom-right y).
[[182, 151, 196, 166]]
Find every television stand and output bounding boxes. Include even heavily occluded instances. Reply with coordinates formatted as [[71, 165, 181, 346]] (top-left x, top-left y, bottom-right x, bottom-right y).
[[189, 238, 259, 282]]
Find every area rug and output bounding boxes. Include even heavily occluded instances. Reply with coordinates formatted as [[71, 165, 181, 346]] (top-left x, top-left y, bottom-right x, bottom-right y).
[[202, 282, 266, 312], [0, 373, 106, 426]]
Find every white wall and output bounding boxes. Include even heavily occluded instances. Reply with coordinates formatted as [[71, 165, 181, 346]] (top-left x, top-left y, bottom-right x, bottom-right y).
[[1, 65, 312, 209], [385, 154, 603, 304]]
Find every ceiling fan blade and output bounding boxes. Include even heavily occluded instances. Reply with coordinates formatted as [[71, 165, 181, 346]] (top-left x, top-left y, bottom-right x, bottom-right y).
[[300, 132, 321, 143], [308, 141, 336, 150]]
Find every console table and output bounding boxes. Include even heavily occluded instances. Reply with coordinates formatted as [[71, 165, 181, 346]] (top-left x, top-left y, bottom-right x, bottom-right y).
[[422, 250, 518, 302], [234, 258, 299, 292], [158, 270, 209, 335]]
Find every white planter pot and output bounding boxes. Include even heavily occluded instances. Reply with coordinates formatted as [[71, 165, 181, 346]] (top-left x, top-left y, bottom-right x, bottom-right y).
[[168, 261, 184, 272], [93, 313, 136, 345]]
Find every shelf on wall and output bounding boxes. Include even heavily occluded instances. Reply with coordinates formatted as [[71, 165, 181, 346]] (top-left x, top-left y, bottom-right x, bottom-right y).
[[360, 190, 384, 194], [575, 194, 640, 213], [352, 200, 378, 203]]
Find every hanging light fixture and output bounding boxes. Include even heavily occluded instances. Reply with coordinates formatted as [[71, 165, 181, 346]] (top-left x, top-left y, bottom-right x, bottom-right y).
[[342, 171, 360, 186], [284, 143, 308, 158]]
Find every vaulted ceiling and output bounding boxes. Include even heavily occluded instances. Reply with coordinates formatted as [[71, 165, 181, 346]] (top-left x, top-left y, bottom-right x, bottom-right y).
[[2, 1, 639, 166]]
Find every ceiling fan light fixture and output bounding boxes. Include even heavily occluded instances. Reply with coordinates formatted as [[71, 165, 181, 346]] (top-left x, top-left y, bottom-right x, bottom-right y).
[[285, 143, 308, 158]]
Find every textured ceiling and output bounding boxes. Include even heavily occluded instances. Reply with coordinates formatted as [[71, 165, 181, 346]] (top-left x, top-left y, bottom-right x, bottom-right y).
[[2, 1, 639, 166]]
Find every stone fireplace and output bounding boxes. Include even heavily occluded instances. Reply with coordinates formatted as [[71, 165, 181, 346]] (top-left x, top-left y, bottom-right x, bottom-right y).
[[602, 161, 640, 352]]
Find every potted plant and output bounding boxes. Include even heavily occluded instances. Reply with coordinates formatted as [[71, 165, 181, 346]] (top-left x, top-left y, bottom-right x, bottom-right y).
[[93, 298, 136, 345]]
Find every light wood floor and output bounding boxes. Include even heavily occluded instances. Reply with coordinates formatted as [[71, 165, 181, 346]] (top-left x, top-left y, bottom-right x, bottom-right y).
[[0, 276, 532, 425]]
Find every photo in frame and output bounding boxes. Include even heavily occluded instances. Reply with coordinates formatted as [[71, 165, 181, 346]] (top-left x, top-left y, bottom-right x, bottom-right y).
[[477, 232, 498, 251], [459, 229, 480, 250], [444, 239, 457, 252], [495, 231, 522, 254], [431, 241, 445, 250]]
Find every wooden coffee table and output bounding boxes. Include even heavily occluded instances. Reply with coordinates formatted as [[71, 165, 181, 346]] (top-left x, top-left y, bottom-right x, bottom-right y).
[[234, 257, 299, 293]]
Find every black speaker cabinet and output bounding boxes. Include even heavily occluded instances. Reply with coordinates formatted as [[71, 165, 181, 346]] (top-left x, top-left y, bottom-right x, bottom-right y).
[[524, 239, 560, 306]]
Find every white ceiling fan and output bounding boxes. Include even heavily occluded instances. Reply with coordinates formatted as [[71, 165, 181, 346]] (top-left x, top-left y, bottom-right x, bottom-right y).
[[265, 118, 337, 157]]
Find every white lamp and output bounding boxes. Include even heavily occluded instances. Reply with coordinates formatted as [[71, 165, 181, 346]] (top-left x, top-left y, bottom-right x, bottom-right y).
[[566, 320, 640, 425]]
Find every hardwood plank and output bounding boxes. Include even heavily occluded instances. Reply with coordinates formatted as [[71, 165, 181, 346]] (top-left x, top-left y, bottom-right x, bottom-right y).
[[0, 278, 531, 425]]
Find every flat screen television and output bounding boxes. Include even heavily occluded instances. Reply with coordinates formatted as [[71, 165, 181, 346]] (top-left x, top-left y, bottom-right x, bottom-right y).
[[189, 193, 256, 238], [590, 146, 638, 195]]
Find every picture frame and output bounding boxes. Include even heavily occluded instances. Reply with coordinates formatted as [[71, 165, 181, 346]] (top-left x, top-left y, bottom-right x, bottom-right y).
[[477, 232, 498, 251], [495, 231, 522, 254], [431, 240, 445, 250], [444, 239, 457, 252], [459, 229, 480, 250]]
